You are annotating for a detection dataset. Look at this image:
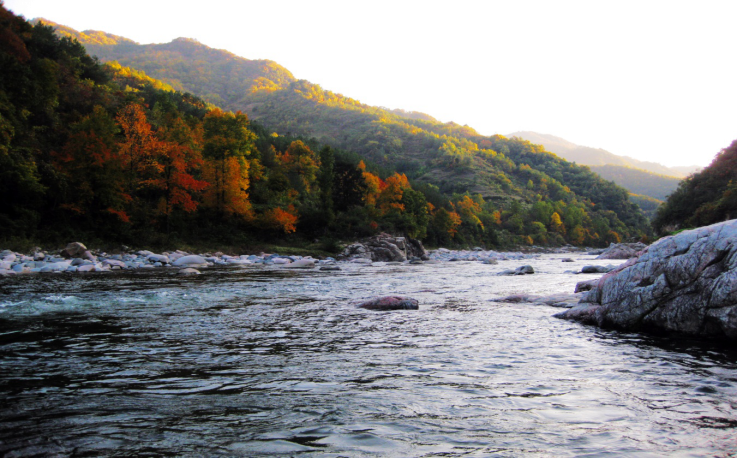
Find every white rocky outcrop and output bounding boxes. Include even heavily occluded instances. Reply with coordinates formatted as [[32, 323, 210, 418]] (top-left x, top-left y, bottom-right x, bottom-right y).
[[556, 220, 737, 339]]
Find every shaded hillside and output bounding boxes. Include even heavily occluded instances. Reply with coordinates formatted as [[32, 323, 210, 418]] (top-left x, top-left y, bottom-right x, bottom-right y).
[[653, 139, 737, 234], [33, 18, 652, 243], [629, 194, 662, 220], [589, 165, 681, 201], [509, 131, 700, 178]]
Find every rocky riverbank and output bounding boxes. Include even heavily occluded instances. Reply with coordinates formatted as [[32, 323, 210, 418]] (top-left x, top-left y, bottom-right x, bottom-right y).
[[555, 220, 737, 340], [0, 242, 332, 276], [0, 240, 582, 277]]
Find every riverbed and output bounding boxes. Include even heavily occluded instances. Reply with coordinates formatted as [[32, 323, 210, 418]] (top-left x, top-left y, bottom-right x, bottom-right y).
[[1, 254, 736, 456]]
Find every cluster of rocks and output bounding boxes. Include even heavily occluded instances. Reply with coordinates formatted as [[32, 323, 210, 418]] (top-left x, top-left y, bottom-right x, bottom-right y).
[[0, 242, 332, 276], [339, 233, 429, 262], [556, 220, 737, 340]]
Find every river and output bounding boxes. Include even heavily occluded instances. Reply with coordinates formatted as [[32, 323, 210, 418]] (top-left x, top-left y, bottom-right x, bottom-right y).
[[1, 254, 736, 456]]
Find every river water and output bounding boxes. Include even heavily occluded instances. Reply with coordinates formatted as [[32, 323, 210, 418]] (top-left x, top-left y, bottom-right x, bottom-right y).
[[1, 254, 736, 457]]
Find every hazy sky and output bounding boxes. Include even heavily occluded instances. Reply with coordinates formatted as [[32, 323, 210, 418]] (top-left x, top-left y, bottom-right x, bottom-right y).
[[5, 0, 736, 167]]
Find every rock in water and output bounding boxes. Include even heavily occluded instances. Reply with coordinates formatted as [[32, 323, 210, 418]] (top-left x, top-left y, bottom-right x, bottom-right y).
[[357, 296, 419, 311], [556, 220, 737, 339], [282, 259, 316, 268], [580, 265, 615, 274], [498, 265, 535, 276], [178, 268, 201, 275]]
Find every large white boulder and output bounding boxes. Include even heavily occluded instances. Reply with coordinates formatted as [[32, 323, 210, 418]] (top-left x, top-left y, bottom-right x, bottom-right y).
[[556, 219, 737, 339]]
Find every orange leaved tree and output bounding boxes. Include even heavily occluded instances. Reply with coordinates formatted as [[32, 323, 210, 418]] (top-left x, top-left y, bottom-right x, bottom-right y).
[[116, 103, 161, 222], [201, 109, 256, 219], [151, 117, 209, 232]]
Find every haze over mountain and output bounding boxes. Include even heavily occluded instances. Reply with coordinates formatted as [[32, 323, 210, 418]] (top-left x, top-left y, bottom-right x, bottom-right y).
[[585, 165, 681, 202], [19, 17, 653, 245], [508, 131, 701, 178]]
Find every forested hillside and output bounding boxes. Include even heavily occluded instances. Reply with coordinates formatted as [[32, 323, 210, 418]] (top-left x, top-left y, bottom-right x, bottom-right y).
[[628, 194, 663, 220], [36, 19, 297, 111], [653, 140, 737, 234], [1, 10, 652, 249], [3, 9, 435, 247]]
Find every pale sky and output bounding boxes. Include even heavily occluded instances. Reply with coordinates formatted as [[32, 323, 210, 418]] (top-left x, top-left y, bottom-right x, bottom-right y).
[[5, 0, 736, 167]]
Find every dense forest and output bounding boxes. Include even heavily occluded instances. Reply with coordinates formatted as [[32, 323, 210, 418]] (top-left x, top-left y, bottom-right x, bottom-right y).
[[653, 140, 737, 235], [0, 8, 652, 250], [628, 194, 663, 220]]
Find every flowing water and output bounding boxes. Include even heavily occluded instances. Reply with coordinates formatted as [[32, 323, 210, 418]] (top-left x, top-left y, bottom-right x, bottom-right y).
[[1, 254, 736, 457]]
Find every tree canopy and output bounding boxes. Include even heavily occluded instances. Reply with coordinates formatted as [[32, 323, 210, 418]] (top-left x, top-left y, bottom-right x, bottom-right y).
[[1, 8, 653, 249]]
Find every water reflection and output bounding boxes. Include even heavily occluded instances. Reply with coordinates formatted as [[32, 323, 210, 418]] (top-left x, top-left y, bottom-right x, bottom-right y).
[[0, 255, 736, 456]]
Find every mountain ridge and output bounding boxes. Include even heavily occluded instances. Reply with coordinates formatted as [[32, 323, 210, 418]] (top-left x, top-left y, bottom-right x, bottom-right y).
[[508, 131, 701, 178], [27, 16, 652, 243]]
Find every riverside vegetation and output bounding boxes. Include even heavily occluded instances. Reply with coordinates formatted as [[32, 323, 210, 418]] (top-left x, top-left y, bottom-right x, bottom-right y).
[[2, 9, 653, 252]]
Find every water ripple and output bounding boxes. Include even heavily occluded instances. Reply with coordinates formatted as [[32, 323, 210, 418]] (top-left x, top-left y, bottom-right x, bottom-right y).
[[1, 254, 736, 456]]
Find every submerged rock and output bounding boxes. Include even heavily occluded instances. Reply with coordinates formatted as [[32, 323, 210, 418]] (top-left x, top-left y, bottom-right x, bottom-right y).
[[319, 266, 341, 271], [356, 296, 419, 311], [580, 265, 615, 274], [491, 293, 582, 308], [178, 268, 201, 275], [556, 220, 737, 339], [282, 259, 316, 268]]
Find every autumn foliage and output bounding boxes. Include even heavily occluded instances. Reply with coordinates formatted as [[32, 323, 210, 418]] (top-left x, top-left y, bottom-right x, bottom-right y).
[[260, 206, 299, 234], [0, 6, 652, 248]]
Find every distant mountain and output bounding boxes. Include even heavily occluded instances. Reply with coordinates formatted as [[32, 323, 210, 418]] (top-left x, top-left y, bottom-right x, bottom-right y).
[[34, 18, 653, 243], [588, 165, 681, 201], [508, 131, 701, 178], [670, 165, 703, 176]]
